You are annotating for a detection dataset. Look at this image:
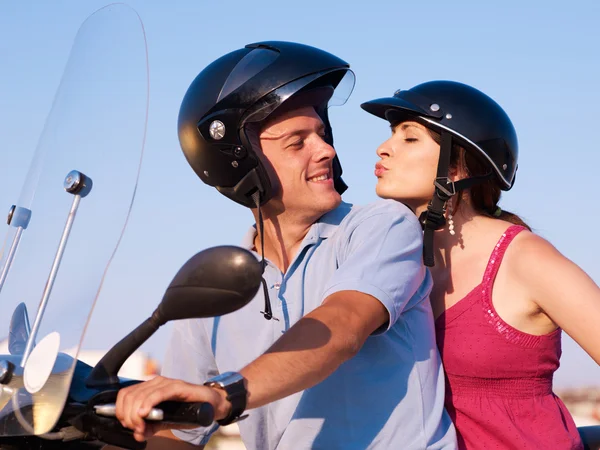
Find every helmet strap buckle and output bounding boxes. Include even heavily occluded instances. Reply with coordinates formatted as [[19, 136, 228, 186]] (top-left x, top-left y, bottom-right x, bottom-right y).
[[434, 177, 456, 200]]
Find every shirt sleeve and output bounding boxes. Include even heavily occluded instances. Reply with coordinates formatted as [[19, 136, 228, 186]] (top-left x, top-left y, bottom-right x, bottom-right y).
[[161, 318, 220, 445], [321, 202, 428, 332]]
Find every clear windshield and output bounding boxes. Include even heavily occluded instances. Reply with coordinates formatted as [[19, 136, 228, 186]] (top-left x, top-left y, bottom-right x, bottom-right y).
[[0, 3, 148, 436]]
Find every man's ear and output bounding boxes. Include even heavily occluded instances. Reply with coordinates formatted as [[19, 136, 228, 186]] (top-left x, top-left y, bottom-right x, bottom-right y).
[[258, 152, 281, 196], [245, 123, 281, 195]]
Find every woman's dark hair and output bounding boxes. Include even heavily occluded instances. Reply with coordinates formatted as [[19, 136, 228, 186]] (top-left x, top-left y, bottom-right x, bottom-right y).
[[428, 129, 531, 230]]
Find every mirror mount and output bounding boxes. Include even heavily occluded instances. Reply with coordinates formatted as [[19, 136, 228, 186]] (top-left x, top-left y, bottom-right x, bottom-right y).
[[85, 309, 165, 388]]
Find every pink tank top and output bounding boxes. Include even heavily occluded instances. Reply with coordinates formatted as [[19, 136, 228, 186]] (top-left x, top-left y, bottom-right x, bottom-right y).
[[436, 225, 583, 450]]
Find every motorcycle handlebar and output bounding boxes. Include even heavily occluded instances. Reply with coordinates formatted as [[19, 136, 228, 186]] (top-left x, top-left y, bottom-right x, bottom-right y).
[[94, 401, 214, 426]]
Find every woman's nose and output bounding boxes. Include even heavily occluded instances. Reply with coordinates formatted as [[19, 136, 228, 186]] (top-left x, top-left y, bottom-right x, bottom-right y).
[[376, 142, 392, 158]]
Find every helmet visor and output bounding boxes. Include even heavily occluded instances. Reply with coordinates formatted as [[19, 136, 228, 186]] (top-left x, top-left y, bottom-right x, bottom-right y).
[[243, 68, 355, 124]]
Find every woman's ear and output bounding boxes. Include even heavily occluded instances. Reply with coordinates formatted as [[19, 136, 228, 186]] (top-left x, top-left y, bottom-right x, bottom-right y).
[[448, 165, 460, 182], [449, 149, 469, 182]]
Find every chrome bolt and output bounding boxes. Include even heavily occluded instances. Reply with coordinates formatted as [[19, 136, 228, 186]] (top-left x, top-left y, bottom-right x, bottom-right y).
[[64, 170, 83, 194]]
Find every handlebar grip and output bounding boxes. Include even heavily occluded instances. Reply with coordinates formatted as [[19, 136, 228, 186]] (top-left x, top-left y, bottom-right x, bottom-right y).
[[155, 401, 214, 426]]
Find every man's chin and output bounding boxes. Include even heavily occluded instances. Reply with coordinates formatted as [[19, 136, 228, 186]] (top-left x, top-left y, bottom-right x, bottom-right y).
[[311, 193, 342, 216], [327, 192, 342, 209]]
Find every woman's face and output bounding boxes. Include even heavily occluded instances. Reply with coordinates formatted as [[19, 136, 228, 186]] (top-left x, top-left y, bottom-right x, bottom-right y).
[[374, 121, 440, 212]]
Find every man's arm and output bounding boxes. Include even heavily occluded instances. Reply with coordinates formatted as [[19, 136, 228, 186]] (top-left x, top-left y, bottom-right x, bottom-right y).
[[145, 430, 204, 450], [108, 292, 382, 448], [102, 430, 203, 449], [241, 289, 387, 408], [115, 291, 387, 442]]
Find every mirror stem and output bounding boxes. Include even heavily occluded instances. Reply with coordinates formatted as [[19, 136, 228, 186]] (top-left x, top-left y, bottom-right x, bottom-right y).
[[86, 309, 164, 388]]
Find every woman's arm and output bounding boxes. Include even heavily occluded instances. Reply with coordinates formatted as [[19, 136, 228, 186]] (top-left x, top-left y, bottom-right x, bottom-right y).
[[512, 233, 600, 364]]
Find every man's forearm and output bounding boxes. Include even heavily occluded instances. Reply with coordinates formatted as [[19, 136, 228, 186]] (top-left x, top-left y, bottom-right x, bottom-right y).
[[241, 308, 358, 409], [239, 291, 387, 409], [103, 430, 202, 450], [144, 430, 204, 450]]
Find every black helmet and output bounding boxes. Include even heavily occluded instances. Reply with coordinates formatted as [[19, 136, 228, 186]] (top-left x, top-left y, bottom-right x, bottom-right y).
[[178, 41, 355, 208], [361, 80, 518, 190], [361, 80, 519, 266]]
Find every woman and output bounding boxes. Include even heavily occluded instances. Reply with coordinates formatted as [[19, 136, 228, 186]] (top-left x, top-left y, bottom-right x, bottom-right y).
[[361, 81, 600, 449]]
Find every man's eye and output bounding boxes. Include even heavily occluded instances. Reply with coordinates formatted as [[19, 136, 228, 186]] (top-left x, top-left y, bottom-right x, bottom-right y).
[[405, 138, 418, 143], [289, 140, 304, 148]]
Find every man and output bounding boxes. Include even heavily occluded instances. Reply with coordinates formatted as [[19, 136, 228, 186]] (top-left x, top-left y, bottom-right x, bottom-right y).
[[115, 41, 456, 450]]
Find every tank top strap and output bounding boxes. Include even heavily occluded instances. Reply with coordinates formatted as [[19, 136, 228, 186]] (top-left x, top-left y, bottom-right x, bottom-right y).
[[481, 225, 527, 288]]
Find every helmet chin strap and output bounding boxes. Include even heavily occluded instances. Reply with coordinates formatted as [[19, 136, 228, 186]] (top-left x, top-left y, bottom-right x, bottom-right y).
[[419, 132, 493, 267], [419, 132, 454, 267], [251, 191, 278, 321]]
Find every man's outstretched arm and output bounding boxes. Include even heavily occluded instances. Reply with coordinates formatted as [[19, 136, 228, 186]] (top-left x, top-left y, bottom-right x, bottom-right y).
[[103, 430, 203, 449], [240, 289, 387, 409], [114, 290, 387, 443]]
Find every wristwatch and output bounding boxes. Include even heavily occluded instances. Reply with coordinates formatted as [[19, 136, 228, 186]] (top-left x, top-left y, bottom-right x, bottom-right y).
[[203, 372, 247, 425]]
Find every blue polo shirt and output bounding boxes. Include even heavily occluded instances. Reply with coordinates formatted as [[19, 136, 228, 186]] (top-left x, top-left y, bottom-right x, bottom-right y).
[[162, 200, 456, 449]]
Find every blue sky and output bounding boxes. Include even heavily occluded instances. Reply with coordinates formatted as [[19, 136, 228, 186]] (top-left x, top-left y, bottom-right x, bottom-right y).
[[0, 0, 599, 388]]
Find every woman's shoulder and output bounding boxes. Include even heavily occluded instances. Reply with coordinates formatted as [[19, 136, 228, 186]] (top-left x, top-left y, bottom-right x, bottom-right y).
[[501, 225, 569, 289], [505, 227, 562, 265]]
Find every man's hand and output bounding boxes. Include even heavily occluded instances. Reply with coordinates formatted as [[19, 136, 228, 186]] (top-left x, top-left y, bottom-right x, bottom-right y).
[[115, 376, 231, 442]]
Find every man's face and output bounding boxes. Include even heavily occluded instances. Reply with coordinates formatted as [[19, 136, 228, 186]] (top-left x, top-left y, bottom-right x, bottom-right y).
[[258, 106, 341, 219]]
